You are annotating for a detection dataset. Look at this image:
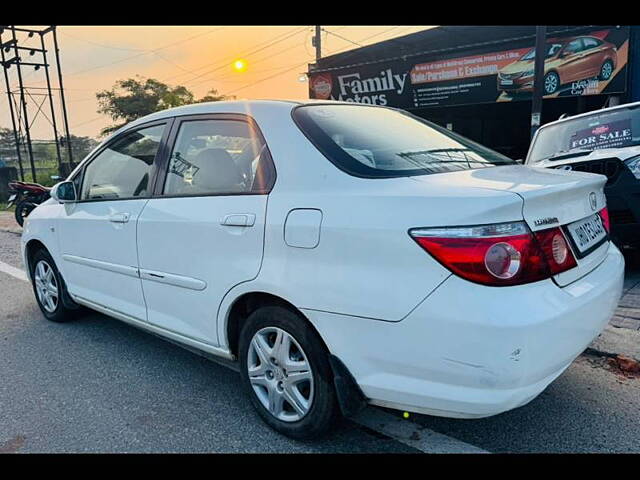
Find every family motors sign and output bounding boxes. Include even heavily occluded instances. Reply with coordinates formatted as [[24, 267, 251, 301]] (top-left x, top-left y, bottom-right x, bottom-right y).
[[309, 27, 629, 109], [311, 69, 407, 105]]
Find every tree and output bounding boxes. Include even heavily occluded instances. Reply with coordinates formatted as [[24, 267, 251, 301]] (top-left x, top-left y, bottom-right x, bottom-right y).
[[196, 88, 234, 103], [96, 77, 234, 137]]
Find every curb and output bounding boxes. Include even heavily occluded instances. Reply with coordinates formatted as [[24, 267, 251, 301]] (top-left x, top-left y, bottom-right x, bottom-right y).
[[586, 324, 640, 375]]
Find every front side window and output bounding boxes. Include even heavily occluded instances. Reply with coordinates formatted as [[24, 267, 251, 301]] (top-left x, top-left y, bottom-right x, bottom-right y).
[[293, 104, 514, 178], [80, 124, 165, 200], [163, 119, 273, 196]]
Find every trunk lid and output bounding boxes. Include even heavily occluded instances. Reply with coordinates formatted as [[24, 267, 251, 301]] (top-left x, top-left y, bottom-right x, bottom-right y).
[[410, 165, 609, 286]]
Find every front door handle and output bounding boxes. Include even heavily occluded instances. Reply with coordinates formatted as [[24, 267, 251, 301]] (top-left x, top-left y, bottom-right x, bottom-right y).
[[109, 212, 130, 223], [221, 213, 256, 227]]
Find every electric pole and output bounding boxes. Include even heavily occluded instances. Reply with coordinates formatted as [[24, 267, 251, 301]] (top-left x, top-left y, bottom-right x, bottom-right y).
[[530, 26, 547, 139], [314, 25, 321, 61]]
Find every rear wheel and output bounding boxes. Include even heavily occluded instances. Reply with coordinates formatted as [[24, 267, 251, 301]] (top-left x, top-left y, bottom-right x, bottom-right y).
[[239, 305, 339, 439], [14, 201, 34, 227], [599, 60, 614, 81], [30, 249, 77, 322]]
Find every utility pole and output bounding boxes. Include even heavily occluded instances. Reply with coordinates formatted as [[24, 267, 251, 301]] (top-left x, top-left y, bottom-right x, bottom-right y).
[[52, 26, 73, 167], [0, 25, 74, 181], [314, 25, 322, 61], [530, 26, 547, 140]]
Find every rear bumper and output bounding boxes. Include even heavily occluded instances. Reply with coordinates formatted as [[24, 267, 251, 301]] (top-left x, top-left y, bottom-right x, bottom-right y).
[[305, 242, 624, 418]]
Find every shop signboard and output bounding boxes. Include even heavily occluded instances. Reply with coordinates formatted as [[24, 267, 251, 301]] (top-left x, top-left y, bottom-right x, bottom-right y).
[[309, 27, 630, 108]]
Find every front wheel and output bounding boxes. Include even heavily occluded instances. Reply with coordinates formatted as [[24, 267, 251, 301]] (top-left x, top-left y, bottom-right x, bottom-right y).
[[239, 305, 339, 439], [543, 71, 560, 95], [30, 249, 77, 322]]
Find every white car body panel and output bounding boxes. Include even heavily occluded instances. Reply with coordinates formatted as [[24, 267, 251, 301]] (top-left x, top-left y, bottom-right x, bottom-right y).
[[21, 100, 625, 420], [137, 195, 268, 345], [56, 199, 149, 322]]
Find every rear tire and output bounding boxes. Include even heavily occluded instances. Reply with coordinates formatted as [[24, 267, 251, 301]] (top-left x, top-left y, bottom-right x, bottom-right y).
[[239, 305, 339, 439], [30, 249, 77, 323], [599, 60, 614, 81], [14, 201, 33, 227]]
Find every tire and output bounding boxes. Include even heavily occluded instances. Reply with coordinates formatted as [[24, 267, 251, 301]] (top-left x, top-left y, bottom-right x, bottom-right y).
[[14, 201, 33, 227], [543, 71, 560, 95], [30, 248, 77, 322], [599, 60, 614, 81], [239, 305, 339, 439]]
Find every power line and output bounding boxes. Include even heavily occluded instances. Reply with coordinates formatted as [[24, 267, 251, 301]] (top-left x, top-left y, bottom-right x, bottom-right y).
[[184, 31, 310, 88], [158, 27, 307, 84], [322, 28, 363, 47], [172, 27, 308, 87], [65, 27, 227, 77], [59, 30, 147, 52]]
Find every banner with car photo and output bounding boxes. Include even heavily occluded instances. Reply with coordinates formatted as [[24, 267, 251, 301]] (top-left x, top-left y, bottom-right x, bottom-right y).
[[309, 27, 629, 109]]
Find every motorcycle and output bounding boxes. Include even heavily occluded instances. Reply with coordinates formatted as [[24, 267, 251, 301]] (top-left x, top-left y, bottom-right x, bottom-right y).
[[6, 180, 52, 227]]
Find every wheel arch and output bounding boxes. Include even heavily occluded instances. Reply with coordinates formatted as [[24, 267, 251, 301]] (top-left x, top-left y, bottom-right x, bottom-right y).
[[224, 291, 330, 359], [24, 238, 49, 278]]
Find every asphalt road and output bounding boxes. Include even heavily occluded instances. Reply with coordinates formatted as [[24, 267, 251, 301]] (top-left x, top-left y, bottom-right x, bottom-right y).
[[1, 229, 639, 453]]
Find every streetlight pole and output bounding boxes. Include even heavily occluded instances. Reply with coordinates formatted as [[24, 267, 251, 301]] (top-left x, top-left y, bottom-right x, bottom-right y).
[[530, 26, 547, 140]]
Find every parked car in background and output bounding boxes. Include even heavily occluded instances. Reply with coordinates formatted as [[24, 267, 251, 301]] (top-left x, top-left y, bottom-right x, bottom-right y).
[[21, 100, 623, 439], [498, 36, 617, 95], [527, 101, 640, 250]]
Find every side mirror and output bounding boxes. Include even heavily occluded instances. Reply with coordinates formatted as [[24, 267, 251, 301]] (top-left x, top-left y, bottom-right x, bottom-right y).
[[51, 181, 77, 203]]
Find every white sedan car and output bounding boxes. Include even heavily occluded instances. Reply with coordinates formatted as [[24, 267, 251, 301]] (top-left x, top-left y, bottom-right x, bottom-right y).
[[21, 100, 624, 439]]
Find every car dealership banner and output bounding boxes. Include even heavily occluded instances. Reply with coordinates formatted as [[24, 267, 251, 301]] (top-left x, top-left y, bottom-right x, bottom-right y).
[[309, 27, 629, 109]]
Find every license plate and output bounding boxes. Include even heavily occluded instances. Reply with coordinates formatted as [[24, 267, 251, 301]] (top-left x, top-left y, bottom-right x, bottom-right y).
[[500, 79, 514, 85], [566, 213, 606, 254], [8, 194, 16, 202]]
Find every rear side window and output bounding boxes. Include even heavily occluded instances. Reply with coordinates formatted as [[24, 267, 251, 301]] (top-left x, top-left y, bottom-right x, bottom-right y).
[[293, 104, 514, 178], [80, 124, 165, 200], [163, 119, 274, 196]]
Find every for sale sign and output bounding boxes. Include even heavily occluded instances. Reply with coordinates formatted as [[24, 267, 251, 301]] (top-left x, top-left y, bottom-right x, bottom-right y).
[[569, 119, 633, 150]]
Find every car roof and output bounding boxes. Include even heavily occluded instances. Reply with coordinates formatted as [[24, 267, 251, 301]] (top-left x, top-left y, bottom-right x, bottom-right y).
[[113, 98, 361, 137]]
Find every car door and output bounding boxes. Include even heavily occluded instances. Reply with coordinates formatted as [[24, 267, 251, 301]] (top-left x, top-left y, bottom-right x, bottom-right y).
[[580, 37, 607, 78], [57, 121, 170, 322], [559, 38, 589, 83], [136, 114, 275, 345]]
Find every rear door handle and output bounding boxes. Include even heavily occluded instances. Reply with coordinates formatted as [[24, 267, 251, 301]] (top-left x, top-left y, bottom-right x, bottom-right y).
[[109, 212, 130, 223], [221, 213, 256, 227]]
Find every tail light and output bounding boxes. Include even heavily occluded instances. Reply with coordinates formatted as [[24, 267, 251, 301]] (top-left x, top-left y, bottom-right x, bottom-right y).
[[410, 221, 577, 286], [598, 206, 610, 233]]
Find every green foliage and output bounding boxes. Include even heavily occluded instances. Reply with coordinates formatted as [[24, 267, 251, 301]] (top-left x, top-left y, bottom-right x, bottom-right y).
[[96, 77, 234, 137]]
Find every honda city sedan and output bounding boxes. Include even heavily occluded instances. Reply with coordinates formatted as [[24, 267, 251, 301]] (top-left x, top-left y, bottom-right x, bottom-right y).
[[21, 100, 624, 438]]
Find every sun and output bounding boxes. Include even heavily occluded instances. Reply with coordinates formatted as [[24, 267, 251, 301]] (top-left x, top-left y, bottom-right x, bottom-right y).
[[233, 59, 247, 72]]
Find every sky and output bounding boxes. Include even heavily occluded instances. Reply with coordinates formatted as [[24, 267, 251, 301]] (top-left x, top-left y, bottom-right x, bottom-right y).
[[0, 26, 432, 140]]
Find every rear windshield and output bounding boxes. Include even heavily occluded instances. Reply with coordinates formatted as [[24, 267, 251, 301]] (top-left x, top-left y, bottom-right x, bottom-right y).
[[293, 104, 515, 178], [527, 105, 640, 164]]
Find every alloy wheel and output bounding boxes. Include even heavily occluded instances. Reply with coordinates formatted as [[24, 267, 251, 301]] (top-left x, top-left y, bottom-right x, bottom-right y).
[[34, 260, 58, 313], [544, 73, 558, 94], [247, 326, 314, 422], [601, 62, 613, 80]]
